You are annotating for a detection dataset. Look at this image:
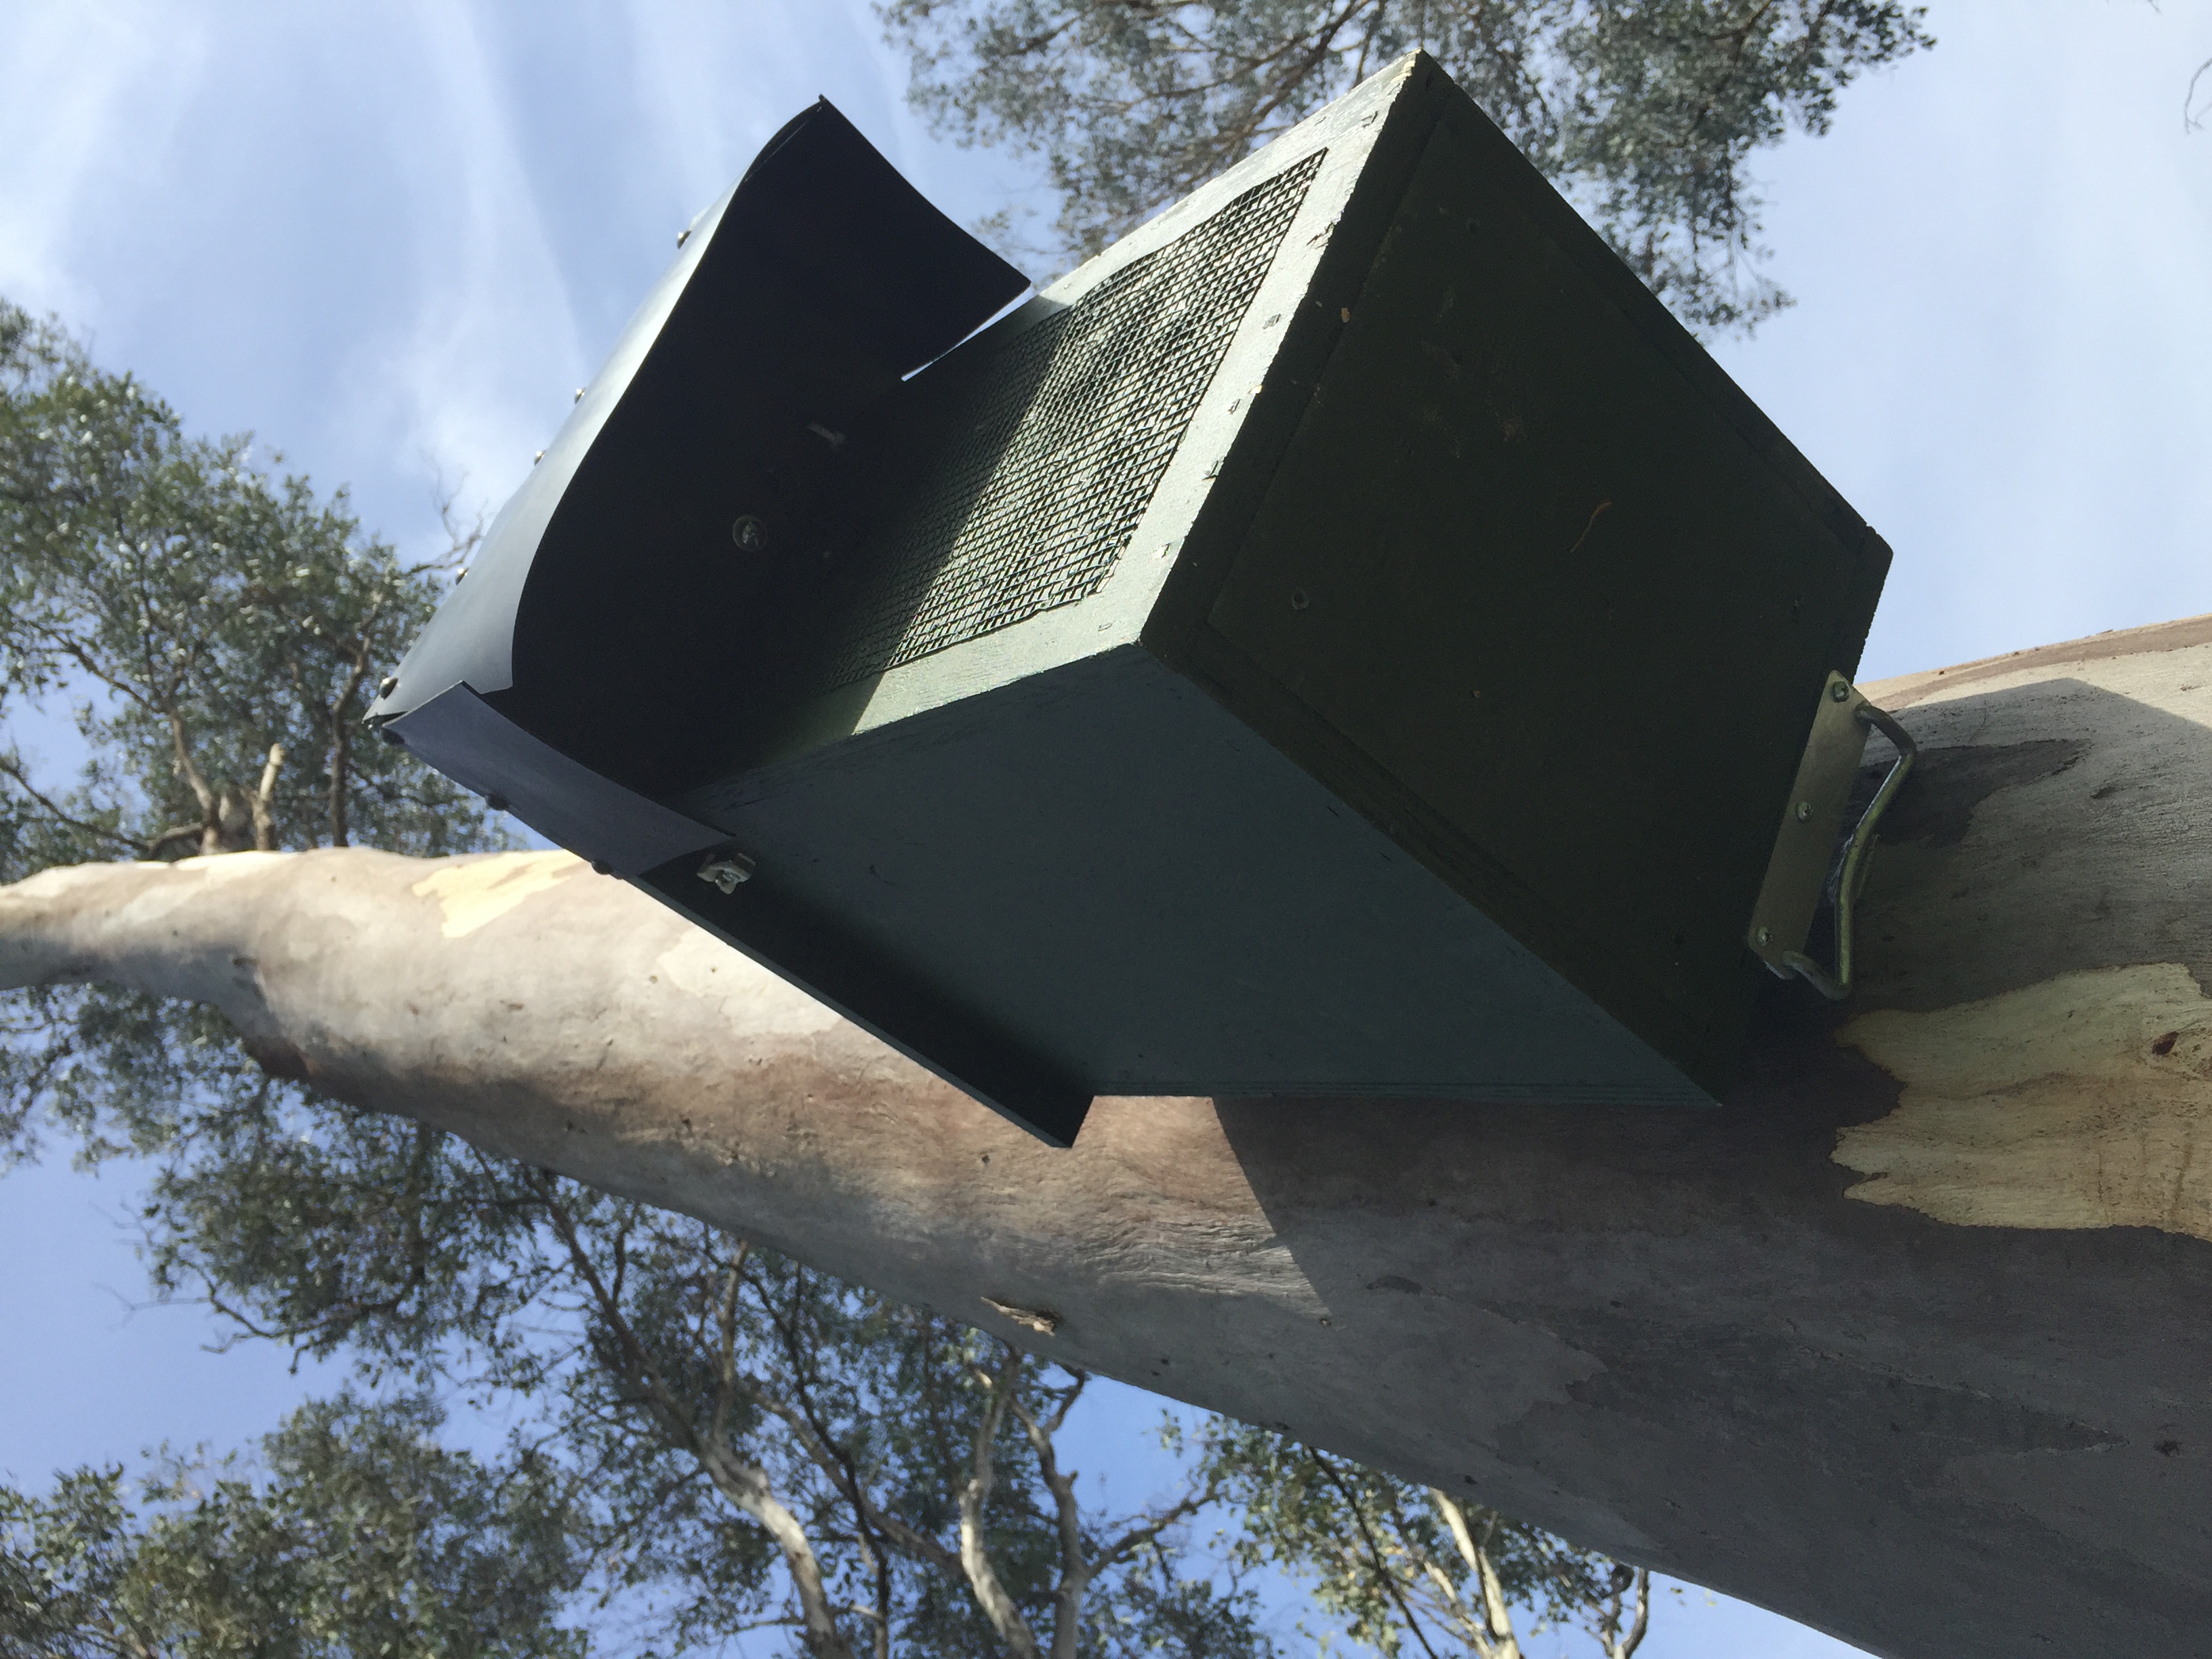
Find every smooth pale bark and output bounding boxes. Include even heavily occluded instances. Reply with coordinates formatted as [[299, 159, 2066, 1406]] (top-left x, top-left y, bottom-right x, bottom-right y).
[[7, 615, 2212, 1659]]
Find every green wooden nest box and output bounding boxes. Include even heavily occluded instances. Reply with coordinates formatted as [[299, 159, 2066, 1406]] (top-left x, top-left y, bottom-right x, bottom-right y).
[[372, 54, 1891, 1145]]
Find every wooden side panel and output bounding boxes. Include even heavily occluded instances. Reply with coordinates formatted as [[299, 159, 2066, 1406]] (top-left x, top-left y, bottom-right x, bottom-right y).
[[1205, 115, 1883, 1091]]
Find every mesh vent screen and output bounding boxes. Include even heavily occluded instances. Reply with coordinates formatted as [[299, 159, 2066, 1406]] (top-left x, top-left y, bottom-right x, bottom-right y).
[[815, 150, 1326, 689]]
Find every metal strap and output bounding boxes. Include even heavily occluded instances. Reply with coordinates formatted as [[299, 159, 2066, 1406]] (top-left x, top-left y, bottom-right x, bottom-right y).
[[1779, 701, 1918, 1002]]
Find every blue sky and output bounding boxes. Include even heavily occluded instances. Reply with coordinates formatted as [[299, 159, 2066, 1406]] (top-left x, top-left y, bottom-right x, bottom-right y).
[[3, 2, 2209, 1654]]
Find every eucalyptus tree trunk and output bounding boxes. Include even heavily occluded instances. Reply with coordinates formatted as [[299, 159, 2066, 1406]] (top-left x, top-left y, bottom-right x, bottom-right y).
[[7, 614, 2211, 1659]]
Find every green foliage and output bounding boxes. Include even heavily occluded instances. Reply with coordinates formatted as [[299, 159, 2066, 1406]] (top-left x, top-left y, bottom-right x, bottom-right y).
[[1195, 1422, 1650, 1656], [0, 299, 494, 872], [138, 1124, 1268, 1658], [880, 0, 1933, 331], [0, 1395, 586, 1659], [0, 298, 507, 1166]]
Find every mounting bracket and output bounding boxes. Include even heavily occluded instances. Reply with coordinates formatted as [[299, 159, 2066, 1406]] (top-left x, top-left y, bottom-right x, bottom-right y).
[[1745, 671, 1919, 1000]]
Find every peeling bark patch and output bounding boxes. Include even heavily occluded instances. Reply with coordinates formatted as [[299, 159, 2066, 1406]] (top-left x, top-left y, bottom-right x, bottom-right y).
[[651, 931, 842, 1033], [411, 851, 586, 938], [173, 851, 291, 878], [981, 1298, 1060, 1336], [1834, 964, 2212, 1240]]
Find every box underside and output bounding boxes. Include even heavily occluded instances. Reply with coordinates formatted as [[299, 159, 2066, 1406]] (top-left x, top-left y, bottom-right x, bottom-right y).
[[659, 649, 1707, 1141]]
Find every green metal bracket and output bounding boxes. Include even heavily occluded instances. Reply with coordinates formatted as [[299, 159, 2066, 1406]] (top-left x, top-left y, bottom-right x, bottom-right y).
[[1745, 673, 1919, 1001]]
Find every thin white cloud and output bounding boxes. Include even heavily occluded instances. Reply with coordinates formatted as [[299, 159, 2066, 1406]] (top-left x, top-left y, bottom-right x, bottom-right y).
[[0, 4, 211, 325], [619, 0, 930, 206], [328, 1, 593, 560], [619, 0, 1042, 247]]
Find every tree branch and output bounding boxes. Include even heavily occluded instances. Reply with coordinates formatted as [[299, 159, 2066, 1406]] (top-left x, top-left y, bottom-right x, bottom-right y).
[[1004, 1381, 1092, 1659], [1431, 1488, 1516, 1656], [250, 743, 285, 852], [531, 1174, 857, 1659], [959, 1346, 1044, 1659], [1315, 1454, 1448, 1659], [0, 754, 147, 857], [1612, 1568, 1650, 1659]]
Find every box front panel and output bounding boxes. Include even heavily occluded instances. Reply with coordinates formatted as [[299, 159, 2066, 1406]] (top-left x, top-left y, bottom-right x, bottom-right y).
[[1204, 117, 1882, 1082]]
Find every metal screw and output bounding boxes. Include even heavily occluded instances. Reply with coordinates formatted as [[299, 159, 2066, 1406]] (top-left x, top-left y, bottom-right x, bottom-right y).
[[676, 228, 691, 248], [1290, 588, 1310, 611], [1795, 800, 1814, 823], [377, 674, 398, 698], [485, 794, 509, 813], [1830, 681, 1851, 702], [533, 450, 544, 465], [731, 514, 767, 554], [1755, 926, 1773, 946], [697, 853, 756, 895]]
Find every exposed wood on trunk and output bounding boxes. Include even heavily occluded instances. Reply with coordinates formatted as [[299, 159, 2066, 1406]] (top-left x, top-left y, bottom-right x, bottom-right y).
[[7, 613, 2212, 1659]]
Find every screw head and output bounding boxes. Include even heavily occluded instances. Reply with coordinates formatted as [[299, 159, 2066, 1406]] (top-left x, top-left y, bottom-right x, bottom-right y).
[[377, 674, 398, 698], [1755, 926, 1774, 946], [1830, 681, 1851, 703], [1795, 800, 1814, 823], [484, 793, 509, 813], [1290, 588, 1310, 611], [697, 853, 756, 895], [731, 514, 768, 554]]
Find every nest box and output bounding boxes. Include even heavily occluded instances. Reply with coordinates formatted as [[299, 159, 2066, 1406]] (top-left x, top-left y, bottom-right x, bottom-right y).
[[372, 55, 1891, 1145]]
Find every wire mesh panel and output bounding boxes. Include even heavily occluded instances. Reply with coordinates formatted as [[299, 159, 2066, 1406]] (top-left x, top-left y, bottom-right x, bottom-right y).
[[816, 150, 1327, 689]]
